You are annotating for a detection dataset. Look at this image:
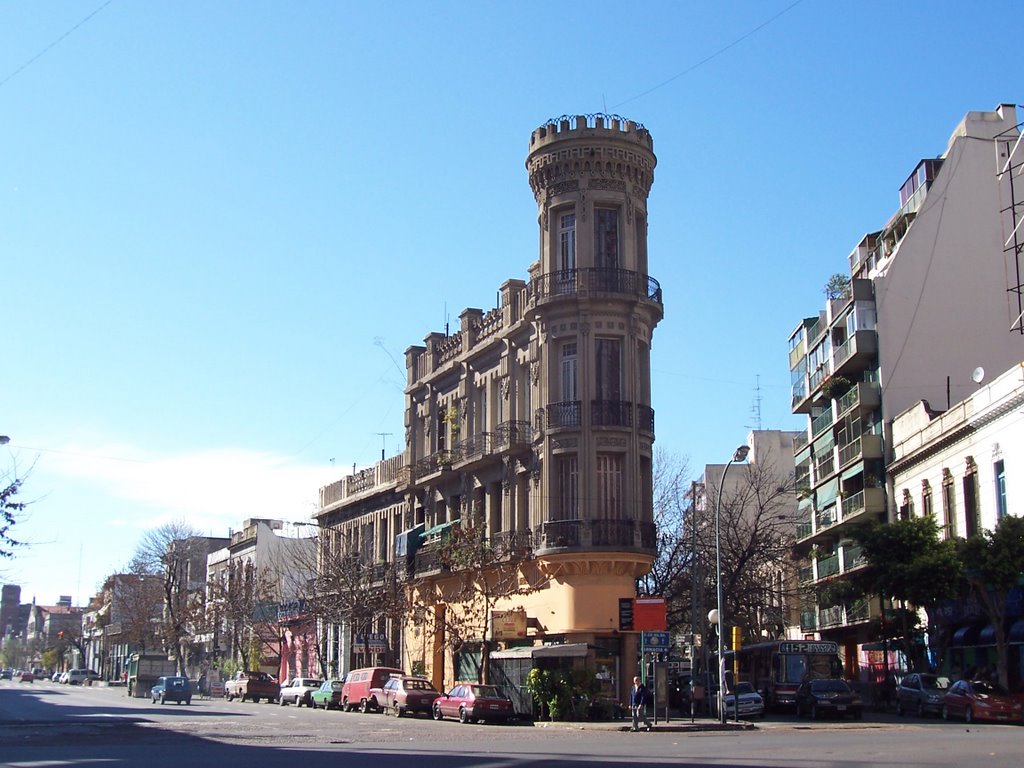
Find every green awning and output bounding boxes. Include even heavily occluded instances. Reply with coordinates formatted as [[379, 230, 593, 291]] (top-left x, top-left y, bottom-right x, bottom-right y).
[[423, 520, 458, 538]]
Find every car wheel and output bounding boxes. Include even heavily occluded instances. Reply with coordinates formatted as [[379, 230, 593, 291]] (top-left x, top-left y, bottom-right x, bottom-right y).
[[185, 699, 191, 705], [393, 702, 402, 717], [459, 707, 471, 724], [360, 698, 370, 714], [433, 704, 444, 721], [941, 704, 950, 720], [280, 696, 288, 706], [965, 706, 973, 724]]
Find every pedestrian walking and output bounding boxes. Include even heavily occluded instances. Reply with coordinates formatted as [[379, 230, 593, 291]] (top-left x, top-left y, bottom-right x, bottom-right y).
[[630, 675, 652, 732]]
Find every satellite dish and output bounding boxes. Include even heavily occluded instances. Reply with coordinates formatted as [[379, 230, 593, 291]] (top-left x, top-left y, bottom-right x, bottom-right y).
[[972, 366, 985, 384]]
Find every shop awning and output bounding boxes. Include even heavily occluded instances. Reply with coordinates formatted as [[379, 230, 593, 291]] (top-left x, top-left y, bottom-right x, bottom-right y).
[[490, 643, 590, 660], [1009, 619, 1024, 644], [951, 624, 984, 647], [978, 624, 997, 647]]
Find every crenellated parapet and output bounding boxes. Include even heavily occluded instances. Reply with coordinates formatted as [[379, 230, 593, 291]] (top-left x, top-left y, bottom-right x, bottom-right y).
[[527, 113, 656, 203]]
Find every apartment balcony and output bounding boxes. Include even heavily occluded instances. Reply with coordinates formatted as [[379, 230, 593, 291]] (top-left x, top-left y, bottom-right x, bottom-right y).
[[842, 544, 866, 572], [592, 399, 633, 427], [817, 554, 840, 579], [836, 382, 880, 418], [837, 433, 883, 470], [796, 517, 813, 540], [533, 519, 656, 553], [546, 400, 582, 429], [792, 377, 812, 414], [530, 267, 663, 307], [413, 449, 457, 481], [798, 565, 814, 584], [793, 430, 809, 454], [811, 410, 834, 437], [491, 529, 534, 557], [836, 486, 886, 528], [413, 547, 449, 575], [800, 610, 818, 632], [831, 330, 878, 377], [814, 451, 836, 481], [492, 420, 532, 452]]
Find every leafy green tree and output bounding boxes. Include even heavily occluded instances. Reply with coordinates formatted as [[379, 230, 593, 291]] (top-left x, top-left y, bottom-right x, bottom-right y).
[[831, 516, 960, 671], [957, 515, 1024, 689]]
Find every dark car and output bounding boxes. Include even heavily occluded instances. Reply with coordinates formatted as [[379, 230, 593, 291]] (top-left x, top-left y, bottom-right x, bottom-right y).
[[310, 679, 345, 710], [372, 675, 440, 717], [942, 679, 1024, 724], [896, 673, 950, 717], [795, 678, 863, 720], [433, 683, 514, 724], [151, 676, 192, 705]]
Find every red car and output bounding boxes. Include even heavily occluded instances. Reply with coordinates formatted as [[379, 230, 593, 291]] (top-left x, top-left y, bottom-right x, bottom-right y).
[[432, 683, 514, 724], [942, 679, 1024, 724], [371, 675, 440, 717]]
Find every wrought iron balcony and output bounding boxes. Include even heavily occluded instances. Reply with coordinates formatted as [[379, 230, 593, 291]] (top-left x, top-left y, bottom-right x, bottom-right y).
[[591, 519, 634, 546], [493, 420, 532, 450], [547, 401, 581, 429], [537, 519, 582, 549], [637, 404, 655, 434], [530, 267, 662, 305]]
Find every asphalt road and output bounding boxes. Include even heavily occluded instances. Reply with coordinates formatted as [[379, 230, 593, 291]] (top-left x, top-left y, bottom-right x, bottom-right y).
[[1, 679, 1020, 768]]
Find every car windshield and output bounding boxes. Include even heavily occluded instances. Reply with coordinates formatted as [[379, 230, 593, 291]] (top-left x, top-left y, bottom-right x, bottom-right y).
[[811, 680, 849, 693], [330, 681, 344, 690], [734, 682, 755, 694], [920, 674, 949, 690]]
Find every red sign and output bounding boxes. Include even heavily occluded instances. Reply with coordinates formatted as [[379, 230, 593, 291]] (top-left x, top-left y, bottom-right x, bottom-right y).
[[632, 597, 667, 631]]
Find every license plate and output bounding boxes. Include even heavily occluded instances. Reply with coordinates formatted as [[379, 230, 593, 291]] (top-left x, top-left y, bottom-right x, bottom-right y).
[[837, 705, 846, 711], [489, 704, 499, 709]]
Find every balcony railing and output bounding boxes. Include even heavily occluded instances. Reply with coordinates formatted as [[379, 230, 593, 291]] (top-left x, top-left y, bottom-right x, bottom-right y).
[[796, 518, 813, 540], [530, 267, 662, 305], [811, 410, 833, 437], [793, 431, 809, 453], [842, 544, 865, 571], [547, 401, 581, 429], [591, 519, 634, 547], [814, 452, 836, 479], [799, 566, 814, 584], [592, 400, 633, 427], [493, 420, 532, 450], [800, 610, 818, 631], [537, 519, 582, 549], [491, 529, 534, 556], [816, 506, 837, 532]]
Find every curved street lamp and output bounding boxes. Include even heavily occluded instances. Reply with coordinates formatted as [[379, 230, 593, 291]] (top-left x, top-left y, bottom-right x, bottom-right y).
[[713, 444, 750, 723]]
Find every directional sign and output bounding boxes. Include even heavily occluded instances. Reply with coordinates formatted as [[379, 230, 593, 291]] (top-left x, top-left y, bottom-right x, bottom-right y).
[[642, 631, 671, 650]]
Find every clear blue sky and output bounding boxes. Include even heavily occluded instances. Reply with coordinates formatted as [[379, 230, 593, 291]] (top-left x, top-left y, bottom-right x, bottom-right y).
[[2, 0, 1019, 606]]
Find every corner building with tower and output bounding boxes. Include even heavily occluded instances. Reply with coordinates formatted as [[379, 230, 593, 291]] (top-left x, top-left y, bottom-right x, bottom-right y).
[[315, 115, 663, 705]]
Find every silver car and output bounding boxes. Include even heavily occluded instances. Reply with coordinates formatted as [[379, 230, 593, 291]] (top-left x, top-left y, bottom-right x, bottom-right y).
[[896, 673, 950, 717]]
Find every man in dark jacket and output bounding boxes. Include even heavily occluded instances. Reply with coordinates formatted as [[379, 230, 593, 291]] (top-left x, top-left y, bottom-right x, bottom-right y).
[[630, 676, 652, 731]]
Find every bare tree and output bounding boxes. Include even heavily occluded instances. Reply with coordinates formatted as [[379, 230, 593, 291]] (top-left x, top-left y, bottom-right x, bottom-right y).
[[130, 520, 206, 676], [696, 460, 800, 644], [203, 558, 279, 671], [409, 524, 545, 684], [638, 449, 693, 631]]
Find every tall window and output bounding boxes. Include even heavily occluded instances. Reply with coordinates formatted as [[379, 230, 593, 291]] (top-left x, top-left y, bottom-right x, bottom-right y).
[[921, 480, 933, 518], [555, 454, 579, 521], [596, 453, 624, 519], [560, 341, 578, 402], [994, 460, 1007, 520], [595, 208, 619, 270], [595, 338, 622, 401], [963, 459, 980, 538], [941, 470, 956, 538], [558, 213, 576, 271]]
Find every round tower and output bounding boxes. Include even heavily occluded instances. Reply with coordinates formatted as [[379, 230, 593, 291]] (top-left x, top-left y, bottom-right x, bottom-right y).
[[524, 113, 664, 578]]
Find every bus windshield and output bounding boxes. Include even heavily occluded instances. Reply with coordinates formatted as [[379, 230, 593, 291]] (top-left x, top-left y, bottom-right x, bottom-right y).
[[783, 652, 842, 683]]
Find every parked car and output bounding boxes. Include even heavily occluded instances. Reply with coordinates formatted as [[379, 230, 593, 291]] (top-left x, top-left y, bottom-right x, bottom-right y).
[[795, 678, 863, 720], [64, 669, 100, 686], [15, 670, 35, 683], [432, 683, 514, 724], [942, 679, 1024, 724], [896, 673, 950, 717], [52, 671, 63, 682], [717, 682, 764, 719], [371, 674, 440, 717], [151, 676, 192, 705], [340, 666, 403, 712], [310, 679, 345, 710], [0, 668, 12, 680], [279, 677, 323, 707], [224, 671, 280, 703]]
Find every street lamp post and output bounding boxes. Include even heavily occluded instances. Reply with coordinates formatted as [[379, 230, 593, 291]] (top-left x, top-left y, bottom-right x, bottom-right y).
[[712, 444, 750, 724]]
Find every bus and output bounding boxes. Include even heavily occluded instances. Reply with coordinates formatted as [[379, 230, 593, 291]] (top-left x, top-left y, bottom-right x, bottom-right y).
[[732, 640, 843, 710]]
